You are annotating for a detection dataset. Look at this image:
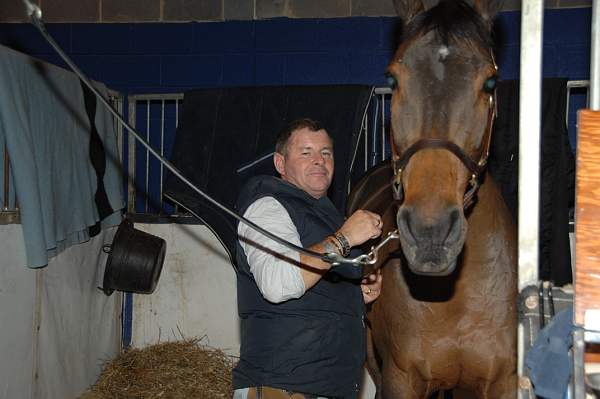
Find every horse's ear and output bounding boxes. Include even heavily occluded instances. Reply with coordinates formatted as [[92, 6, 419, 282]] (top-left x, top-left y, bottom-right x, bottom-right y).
[[392, 0, 424, 23], [472, 0, 503, 26]]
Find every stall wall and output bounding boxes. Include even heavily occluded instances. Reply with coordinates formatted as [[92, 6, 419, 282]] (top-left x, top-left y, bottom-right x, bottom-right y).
[[0, 225, 121, 399], [130, 224, 239, 353]]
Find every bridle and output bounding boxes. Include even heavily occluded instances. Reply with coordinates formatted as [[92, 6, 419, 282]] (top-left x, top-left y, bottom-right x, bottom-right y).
[[390, 59, 498, 210]]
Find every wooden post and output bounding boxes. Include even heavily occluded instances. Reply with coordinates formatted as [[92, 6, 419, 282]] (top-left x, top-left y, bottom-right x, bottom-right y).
[[575, 109, 600, 325]]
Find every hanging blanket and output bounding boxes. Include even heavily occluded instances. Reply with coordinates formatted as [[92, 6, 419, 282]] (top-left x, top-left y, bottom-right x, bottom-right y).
[[0, 45, 124, 268], [164, 85, 373, 260], [489, 78, 576, 285]]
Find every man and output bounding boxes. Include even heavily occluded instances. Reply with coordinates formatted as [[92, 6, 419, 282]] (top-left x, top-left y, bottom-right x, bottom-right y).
[[233, 118, 383, 399]]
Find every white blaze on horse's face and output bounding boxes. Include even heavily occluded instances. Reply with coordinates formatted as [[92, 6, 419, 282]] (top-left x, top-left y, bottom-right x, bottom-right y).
[[432, 45, 450, 81]]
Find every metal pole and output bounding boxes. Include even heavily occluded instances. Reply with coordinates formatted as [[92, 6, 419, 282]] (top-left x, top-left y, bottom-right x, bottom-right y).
[[517, 1, 544, 398]]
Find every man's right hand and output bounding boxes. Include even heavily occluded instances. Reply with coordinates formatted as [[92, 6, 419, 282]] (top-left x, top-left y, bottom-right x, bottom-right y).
[[338, 209, 382, 248]]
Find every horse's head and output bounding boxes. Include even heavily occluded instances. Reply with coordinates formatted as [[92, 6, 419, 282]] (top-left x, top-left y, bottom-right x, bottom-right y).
[[387, 0, 501, 276]]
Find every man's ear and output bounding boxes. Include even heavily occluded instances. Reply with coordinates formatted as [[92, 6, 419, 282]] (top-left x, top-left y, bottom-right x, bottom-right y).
[[273, 152, 285, 176]]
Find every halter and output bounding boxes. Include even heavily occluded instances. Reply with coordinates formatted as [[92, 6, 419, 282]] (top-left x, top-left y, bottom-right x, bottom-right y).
[[390, 65, 498, 210]]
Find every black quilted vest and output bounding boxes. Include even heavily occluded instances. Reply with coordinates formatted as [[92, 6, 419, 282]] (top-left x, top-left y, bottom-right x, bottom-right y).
[[232, 176, 365, 398]]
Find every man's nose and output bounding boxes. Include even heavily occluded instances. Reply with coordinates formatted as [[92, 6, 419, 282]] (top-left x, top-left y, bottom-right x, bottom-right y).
[[313, 154, 325, 164]]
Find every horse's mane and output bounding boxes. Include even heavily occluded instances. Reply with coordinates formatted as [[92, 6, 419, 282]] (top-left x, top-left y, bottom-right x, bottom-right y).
[[403, 0, 493, 48]]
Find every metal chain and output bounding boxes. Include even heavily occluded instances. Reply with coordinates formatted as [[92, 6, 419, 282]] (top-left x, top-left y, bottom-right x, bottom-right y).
[[323, 230, 401, 266]]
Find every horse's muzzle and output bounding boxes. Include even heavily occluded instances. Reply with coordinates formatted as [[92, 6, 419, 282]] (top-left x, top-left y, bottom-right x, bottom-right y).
[[396, 205, 467, 275]]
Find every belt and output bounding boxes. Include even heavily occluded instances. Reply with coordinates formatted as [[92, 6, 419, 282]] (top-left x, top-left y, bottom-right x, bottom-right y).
[[247, 386, 328, 399]]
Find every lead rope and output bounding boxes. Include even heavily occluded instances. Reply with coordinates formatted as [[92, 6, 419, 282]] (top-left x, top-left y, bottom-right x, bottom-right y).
[[20, 0, 400, 267]]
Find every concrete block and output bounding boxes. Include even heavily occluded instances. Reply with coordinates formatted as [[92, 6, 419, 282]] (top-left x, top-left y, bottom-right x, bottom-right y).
[[223, 53, 255, 85], [255, 0, 286, 18], [163, 0, 222, 21], [557, 0, 592, 8], [0, 0, 34, 22], [316, 18, 383, 51], [131, 23, 194, 54], [288, 0, 350, 18], [71, 24, 133, 54], [96, 55, 162, 87], [161, 54, 223, 87], [224, 0, 254, 20], [193, 21, 255, 53], [499, 0, 521, 11], [102, 0, 160, 21], [351, 0, 396, 17], [285, 52, 350, 84], [44, 0, 99, 22], [255, 53, 286, 84], [0, 23, 71, 55], [255, 19, 319, 51]]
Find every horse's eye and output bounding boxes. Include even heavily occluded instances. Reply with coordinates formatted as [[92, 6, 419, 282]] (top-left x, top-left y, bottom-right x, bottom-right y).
[[483, 75, 497, 93], [385, 72, 397, 89]]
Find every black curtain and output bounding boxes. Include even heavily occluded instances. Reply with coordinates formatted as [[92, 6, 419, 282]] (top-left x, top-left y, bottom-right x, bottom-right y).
[[488, 78, 575, 286], [163, 85, 373, 260]]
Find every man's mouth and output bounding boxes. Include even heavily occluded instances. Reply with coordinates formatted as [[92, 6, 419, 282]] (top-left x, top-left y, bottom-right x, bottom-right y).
[[308, 168, 328, 176]]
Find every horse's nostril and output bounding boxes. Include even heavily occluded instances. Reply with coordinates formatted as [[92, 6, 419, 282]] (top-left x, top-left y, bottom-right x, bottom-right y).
[[444, 207, 463, 246], [397, 207, 417, 246]]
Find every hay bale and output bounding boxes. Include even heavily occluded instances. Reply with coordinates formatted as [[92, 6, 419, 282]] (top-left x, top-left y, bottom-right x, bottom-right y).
[[80, 339, 234, 399]]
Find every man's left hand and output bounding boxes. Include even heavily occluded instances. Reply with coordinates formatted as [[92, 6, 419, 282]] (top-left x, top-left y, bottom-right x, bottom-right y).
[[361, 269, 382, 304]]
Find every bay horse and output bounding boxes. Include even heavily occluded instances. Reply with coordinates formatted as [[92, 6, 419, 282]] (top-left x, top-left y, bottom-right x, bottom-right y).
[[347, 0, 517, 398]]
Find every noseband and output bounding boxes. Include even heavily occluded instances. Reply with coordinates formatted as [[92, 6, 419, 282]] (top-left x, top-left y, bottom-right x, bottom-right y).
[[391, 90, 497, 210]]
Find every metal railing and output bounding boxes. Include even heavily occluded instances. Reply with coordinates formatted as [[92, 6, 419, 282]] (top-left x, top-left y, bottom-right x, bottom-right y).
[[126, 93, 184, 216], [121, 82, 588, 220]]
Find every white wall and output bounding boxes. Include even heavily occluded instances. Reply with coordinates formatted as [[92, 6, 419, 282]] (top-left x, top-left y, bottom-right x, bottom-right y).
[[130, 223, 240, 354], [0, 225, 121, 399], [130, 223, 376, 397]]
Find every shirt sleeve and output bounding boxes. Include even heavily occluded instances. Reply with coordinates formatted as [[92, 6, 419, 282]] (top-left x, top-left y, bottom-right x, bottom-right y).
[[237, 196, 306, 303]]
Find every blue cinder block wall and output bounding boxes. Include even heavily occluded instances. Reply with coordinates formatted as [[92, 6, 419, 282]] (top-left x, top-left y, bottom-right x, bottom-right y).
[[0, 8, 592, 94]]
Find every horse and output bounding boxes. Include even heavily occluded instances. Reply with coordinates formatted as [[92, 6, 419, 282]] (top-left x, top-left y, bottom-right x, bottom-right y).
[[347, 0, 517, 398]]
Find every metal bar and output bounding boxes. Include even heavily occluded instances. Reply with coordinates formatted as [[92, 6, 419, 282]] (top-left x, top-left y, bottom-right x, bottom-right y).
[[517, 1, 544, 398], [567, 80, 590, 89], [129, 93, 184, 102], [518, 0, 543, 294], [127, 96, 137, 214], [374, 87, 392, 95], [3, 144, 9, 211], [370, 98, 378, 167], [145, 100, 150, 213], [381, 94, 386, 162], [573, 328, 586, 399], [175, 99, 180, 213], [364, 115, 368, 172], [160, 100, 165, 212]]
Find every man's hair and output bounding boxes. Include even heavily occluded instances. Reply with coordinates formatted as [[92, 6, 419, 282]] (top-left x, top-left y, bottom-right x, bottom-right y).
[[275, 118, 327, 155]]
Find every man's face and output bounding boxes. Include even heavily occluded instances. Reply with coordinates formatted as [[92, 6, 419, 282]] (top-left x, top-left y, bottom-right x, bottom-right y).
[[274, 127, 334, 199]]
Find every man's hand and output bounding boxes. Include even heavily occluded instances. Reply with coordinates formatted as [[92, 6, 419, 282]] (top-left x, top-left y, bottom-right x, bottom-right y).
[[361, 269, 382, 304], [338, 209, 382, 247]]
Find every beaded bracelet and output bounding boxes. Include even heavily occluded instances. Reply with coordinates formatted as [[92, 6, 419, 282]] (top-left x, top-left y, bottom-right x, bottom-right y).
[[333, 232, 351, 257], [327, 235, 343, 254]]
